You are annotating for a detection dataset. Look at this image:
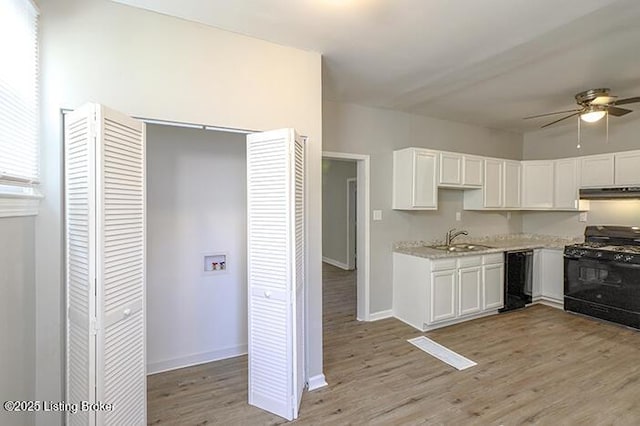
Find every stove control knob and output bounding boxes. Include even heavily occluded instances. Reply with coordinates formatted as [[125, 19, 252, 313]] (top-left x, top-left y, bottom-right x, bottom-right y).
[[625, 255, 634, 262], [614, 254, 624, 261], [595, 252, 603, 258]]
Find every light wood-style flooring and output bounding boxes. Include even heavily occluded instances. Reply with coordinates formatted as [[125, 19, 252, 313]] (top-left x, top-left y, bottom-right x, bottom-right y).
[[148, 263, 640, 425]]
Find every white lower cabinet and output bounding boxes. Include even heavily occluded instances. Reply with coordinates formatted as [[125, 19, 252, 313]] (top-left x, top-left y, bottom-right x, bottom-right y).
[[430, 270, 457, 322], [458, 266, 482, 317], [535, 248, 564, 305], [393, 252, 505, 331], [483, 262, 504, 310]]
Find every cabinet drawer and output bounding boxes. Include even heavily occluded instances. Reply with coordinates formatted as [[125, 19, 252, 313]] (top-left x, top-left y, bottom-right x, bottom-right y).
[[483, 253, 504, 265], [457, 256, 482, 268], [431, 258, 457, 271]]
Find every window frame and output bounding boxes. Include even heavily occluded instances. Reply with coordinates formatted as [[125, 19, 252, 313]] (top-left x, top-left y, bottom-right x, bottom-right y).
[[0, 0, 42, 217]]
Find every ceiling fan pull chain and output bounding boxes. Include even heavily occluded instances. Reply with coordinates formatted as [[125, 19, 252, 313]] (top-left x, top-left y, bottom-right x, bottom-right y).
[[577, 115, 581, 149], [606, 112, 609, 144]]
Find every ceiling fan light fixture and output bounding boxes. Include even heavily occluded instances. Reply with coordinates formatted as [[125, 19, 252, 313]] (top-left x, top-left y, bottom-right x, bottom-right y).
[[580, 107, 606, 123]]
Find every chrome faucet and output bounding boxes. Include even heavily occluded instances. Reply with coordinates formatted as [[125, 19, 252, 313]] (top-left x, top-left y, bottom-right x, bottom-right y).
[[446, 228, 468, 246]]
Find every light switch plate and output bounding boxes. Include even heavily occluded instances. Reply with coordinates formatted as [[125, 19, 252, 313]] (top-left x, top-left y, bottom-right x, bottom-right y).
[[579, 212, 588, 222], [455, 211, 461, 221], [373, 210, 382, 221]]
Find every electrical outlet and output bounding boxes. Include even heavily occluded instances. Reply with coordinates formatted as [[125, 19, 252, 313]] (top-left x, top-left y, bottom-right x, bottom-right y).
[[506, 212, 512, 220], [373, 210, 382, 221], [455, 211, 461, 221], [579, 212, 588, 222]]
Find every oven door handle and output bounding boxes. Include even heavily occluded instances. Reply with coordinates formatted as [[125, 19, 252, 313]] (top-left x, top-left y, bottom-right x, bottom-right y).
[[608, 261, 640, 269], [564, 256, 580, 260]]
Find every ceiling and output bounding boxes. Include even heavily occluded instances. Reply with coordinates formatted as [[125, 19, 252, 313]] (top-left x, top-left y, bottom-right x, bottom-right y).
[[113, 0, 640, 133]]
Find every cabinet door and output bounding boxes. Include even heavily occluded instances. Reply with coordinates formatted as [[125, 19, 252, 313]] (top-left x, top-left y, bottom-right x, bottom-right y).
[[483, 263, 504, 310], [503, 161, 521, 208], [413, 151, 438, 208], [484, 159, 503, 208], [614, 151, 640, 185], [540, 249, 564, 303], [580, 154, 614, 187], [521, 161, 554, 208], [458, 266, 482, 316], [429, 270, 456, 323], [554, 158, 578, 209], [463, 156, 483, 186], [439, 152, 462, 186]]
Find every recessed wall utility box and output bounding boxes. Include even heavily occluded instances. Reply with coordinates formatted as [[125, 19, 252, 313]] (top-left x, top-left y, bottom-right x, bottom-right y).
[[204, 253, 227, 274]]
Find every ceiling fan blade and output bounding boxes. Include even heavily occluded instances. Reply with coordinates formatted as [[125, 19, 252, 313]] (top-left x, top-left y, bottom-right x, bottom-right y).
[[523, 109, 581, 120], [607, 106, 633, 117], [541, 112, 581, 128], [590, 95, 617, 105], [614, 96, 640, 106]]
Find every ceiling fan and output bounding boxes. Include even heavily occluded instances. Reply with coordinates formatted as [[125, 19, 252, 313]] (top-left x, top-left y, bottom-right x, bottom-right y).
[[524, 88, 640, 128]]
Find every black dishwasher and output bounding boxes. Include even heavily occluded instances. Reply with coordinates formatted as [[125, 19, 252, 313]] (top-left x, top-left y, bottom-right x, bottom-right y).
[[499, 250, 533, 312]]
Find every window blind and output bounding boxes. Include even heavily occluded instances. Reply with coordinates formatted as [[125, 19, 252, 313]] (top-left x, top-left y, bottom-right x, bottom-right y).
[[0, 0, 39, 186]]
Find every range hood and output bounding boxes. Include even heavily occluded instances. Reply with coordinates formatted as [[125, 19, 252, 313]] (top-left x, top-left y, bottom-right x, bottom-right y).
[[579, 187, 640, 199]]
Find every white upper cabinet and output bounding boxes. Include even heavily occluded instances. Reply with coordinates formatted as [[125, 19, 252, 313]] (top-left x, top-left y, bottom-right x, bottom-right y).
[[483, 159, 504, 208], [521, 160, 554, 209], [614, 150, 640, 185], [579, 154, 615, 187], [438, 152, 483, 188], [463, 158, 504, 209], [439, 152, 462, 186], [393, 148, 438, 210], [463, 156, 484, 186], [395, 146, 640, 211], [503, 160, 521, 208], [554, 158, 579, 210]]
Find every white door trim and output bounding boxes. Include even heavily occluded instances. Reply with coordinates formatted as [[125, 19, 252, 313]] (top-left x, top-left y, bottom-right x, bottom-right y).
[[322, 151, 371, 321], [346, 177, 357, 270]]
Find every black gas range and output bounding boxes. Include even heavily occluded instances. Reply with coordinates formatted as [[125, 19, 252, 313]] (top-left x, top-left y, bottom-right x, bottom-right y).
[[564, 225, 640, 329]]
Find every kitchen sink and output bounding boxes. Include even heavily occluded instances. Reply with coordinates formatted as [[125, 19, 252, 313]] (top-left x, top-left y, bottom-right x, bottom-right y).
[[426, 243, 494, 252]]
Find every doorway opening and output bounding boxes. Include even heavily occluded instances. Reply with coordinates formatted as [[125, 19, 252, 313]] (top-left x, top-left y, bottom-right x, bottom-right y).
[[144, 124, 253, 423], [322, 152, 370, 321]]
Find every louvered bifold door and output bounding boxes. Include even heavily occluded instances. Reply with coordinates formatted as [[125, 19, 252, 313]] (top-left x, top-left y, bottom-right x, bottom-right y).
[[65, 104, 98, 426], [293, 135, 305, 417], [66, 104, 146, 425], [95, 106, 146, 425], [247, 129, 304, 421]]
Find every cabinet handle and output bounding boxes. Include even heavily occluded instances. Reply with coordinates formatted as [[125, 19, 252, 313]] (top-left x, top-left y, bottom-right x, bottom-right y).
[[264, 291, 271, 299], [123, 308, 131, 317]]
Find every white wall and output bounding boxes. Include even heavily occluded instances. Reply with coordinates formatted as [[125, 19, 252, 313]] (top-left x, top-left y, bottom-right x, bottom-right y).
[[522, 200, 640, 237], [523, 115, 640, 160], [0, 217, 35, 426], [146, 125, 247, 374], [37, 1, 322, 422], [322, 159, 356, 267], [323, 101, 524, 314], [522, 115, 640, 236]]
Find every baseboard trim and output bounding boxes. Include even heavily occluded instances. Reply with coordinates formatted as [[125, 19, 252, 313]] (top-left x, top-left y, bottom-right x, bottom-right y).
[[536, 298, 564, 310], [368, 309, 393, 321], [147, 344, 247, 375], [322, 257, 350, 270], [307, 374, 328, 391]]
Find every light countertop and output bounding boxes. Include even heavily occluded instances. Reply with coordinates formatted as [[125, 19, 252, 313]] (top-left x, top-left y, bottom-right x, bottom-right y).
[[393, 234, 582, 260]]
